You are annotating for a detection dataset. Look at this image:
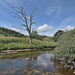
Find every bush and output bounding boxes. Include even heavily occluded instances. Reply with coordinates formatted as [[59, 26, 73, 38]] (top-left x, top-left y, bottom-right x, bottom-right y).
[[54, 29, 75, 63]]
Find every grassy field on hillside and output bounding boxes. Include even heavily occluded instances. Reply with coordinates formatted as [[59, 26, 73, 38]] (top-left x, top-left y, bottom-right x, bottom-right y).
[[0, 37, 57, 50], [0, 27, 26, 38], [0, 34, 6, 37]]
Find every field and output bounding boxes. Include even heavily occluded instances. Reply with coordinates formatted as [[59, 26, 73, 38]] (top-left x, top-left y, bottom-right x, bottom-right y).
[[0, 36, 57, 51]]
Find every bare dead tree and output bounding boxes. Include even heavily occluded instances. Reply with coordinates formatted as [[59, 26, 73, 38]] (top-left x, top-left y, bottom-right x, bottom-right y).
[[12, 6, 36, 44]]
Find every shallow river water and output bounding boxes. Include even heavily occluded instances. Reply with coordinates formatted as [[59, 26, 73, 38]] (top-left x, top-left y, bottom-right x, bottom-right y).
[[0, 50, 74, 75]]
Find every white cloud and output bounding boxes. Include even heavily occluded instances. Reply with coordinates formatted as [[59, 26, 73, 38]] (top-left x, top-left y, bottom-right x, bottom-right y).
[[37, 24, 53, 33], [63, 25, 74, 31], [0, 21, 23, 33], [12, 27, 21, 32]]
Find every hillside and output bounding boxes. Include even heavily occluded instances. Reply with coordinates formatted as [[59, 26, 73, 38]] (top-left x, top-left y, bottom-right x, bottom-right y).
[[0, 27, 26, 38], [0, 27, 57, 50]]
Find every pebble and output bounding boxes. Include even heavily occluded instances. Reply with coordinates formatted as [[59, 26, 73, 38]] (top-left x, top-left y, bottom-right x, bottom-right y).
[[73, 71, 75, 74]]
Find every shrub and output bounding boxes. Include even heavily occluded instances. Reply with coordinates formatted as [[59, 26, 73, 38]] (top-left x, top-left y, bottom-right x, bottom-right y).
[[54, 29, 75, 63]]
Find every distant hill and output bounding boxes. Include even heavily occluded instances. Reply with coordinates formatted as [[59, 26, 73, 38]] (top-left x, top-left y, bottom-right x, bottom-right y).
[[0, 27, 26, 38], [0, 27, 54, 41]]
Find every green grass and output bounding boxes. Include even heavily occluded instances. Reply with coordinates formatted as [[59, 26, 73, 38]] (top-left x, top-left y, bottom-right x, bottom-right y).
[[0, 37, 57, 50], [0, 34, 6, 37], [43, 36, 53, 42]]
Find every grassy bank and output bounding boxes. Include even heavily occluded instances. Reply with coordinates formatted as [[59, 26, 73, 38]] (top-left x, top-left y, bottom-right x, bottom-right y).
[[0, 37, 57, 50]]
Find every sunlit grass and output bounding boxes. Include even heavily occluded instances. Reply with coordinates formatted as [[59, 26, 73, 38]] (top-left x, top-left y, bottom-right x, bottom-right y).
[[0, 37, 57, 50]]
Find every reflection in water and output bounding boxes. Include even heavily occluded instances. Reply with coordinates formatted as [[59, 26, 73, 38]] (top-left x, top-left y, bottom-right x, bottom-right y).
[[35, 53, 56, 72], [26, 54, 33, 71], [0, 51, 74, 75]]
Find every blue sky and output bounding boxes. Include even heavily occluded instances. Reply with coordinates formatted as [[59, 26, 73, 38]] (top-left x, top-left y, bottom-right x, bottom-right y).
[[0, 0, 75, 36]]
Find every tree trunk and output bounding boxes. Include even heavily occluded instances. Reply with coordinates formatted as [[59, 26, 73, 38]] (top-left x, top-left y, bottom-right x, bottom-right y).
[[30, 37, 32, 44], [29, 33, 32, 44]]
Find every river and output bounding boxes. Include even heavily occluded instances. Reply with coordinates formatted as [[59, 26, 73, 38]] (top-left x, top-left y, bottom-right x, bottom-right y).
[[0, 50, 74, 75]]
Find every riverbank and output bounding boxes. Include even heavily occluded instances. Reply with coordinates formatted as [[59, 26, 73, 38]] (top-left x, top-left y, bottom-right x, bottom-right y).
[[60, 60, 75, 70], [54, 58, 75, 73], [1, 48, 54, 52], [0, 48, 54, 58], [0, 49, 53, 59]]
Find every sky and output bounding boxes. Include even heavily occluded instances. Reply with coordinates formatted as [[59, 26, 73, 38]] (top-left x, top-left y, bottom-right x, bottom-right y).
[[0, 0, 75, 36]]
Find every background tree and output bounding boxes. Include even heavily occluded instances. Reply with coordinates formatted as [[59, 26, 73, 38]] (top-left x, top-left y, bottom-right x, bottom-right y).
[[12, 5, 36, 43], [32, 28, 38, 39], [31, 29, 46, 40], [53, 30, 64, 42], [32, 31, 38, 36]]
